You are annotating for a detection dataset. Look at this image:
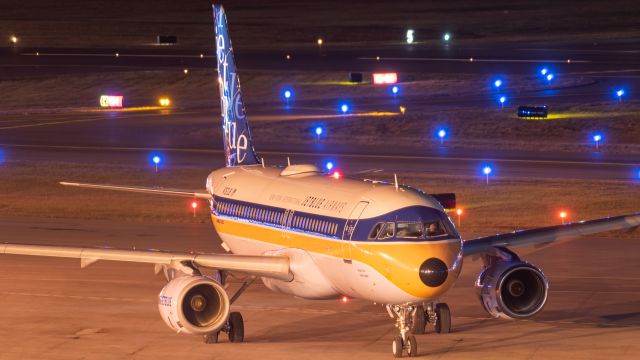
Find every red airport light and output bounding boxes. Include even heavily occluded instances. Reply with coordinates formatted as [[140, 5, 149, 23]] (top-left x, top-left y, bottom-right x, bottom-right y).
[[341, 295, 348, 303], [191, 200, 198, 217], [456, 208, 463, 227], [332, 171, 341, 179], [559, 211, 567, 224], [372, 72, 398, 85]]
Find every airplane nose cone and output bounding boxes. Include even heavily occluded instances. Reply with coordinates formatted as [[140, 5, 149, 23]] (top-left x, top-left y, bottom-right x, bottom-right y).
[[419, 258, 448, 287]]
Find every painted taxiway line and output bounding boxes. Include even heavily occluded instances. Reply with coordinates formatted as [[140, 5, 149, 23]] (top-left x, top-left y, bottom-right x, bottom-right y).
[[0, 111, 197, 130], [1, 143, 637, 168]]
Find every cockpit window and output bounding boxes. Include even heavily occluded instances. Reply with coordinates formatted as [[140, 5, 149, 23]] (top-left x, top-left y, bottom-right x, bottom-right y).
[[396, 222, 423, 238], [378, 222, 395, 240], [368, 222, 385, 239], [425, 221, 446, 237]]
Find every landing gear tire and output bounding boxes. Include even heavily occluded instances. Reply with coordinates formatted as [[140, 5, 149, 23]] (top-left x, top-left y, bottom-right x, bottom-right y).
[[392, 336, 404, 358], [203, 332, 219, 344], [435, 303, 451, 334], [406, 335, 418, 357], [411, 305, 426, 335], [227, 312, 244, 343]]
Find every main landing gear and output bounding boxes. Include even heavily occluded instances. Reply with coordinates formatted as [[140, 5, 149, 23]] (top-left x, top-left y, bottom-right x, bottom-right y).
[[387, 302, 451, 358], [203, 274, 255, 344]]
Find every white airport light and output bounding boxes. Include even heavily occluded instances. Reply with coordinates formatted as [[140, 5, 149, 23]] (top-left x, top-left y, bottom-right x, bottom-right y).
[[191, 200, 198, 217], [540, 68, 548, 76], [443, 33, 451, 41], [183, 69, 189, 75], [9, 35, 17, 44], [456, 208, 463, 227], [115, 52, 119, 58], [325, 161, 334, 171], [200, 53, 204, 59], [340, 103, 349, 114], [494, 79, 503, 88], [159, 97, 171, 107], [406, 29, 414, 44], [391, 85, 399, 95], [317, 37, 323, 46]]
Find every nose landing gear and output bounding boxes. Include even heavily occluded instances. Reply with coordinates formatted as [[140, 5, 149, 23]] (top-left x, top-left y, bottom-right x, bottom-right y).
[[389, 302, 452, 357]]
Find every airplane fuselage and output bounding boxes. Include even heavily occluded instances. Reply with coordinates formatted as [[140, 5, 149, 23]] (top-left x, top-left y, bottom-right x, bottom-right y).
[[206, 164, 463, 304]]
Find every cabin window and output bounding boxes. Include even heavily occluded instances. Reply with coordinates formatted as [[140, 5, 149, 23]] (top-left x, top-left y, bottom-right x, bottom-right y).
[[378, 222, 395, 240], [368, 222, 385, 239], [396, 222, 423, 238]]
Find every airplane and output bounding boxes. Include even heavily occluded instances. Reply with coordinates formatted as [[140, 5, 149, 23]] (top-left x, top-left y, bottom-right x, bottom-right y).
[[2, 4, 639, 358]]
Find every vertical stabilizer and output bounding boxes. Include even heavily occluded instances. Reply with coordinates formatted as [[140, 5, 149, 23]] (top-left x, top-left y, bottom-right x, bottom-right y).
[[213, 5, 260, 167]]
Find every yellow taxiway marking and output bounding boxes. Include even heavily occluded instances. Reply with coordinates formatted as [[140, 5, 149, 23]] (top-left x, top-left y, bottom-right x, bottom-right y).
[[0, 143, 637, 167], [0, 111, 196, 130]]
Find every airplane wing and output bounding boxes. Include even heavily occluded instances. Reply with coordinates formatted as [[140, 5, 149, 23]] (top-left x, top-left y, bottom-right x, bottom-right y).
[[463, 213, 640, 256], [60, 182, 211, 199], [0, 243, 292, 281]]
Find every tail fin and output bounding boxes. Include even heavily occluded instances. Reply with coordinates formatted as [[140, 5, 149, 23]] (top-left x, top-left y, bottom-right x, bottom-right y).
[[213, 4, 260, 167]]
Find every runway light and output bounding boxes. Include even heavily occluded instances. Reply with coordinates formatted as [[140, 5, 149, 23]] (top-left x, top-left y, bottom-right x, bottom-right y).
[[332, 171, 341, 179], [482, 165, 493, 184], [159, 97, 171, 107], [592, 133, 603, 150], [437, 129, 447, 145], [540, 68, 548, 76], [391, 85, 399, 95], [455, 208, 463, 227], [443, 33, 451, 41], [325, 161, 334, 171], [152, 154, 162, 173], [559, 211, 567, 224], [494, 79, 503, 88], [406, 29, 414, 44], [9, 35, 17, 44], [340, 103, 349, 114]]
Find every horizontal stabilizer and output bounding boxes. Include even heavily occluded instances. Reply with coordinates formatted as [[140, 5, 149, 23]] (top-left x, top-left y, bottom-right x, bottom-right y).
[[60, 182, 210, 199]]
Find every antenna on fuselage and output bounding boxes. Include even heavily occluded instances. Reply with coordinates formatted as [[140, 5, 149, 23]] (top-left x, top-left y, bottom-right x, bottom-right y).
[[287, 157, 291, 166], [394, 173, 399, 191]]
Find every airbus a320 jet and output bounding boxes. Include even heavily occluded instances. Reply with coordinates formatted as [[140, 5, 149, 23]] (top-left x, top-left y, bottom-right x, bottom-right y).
[[3, 4, 639, 358]]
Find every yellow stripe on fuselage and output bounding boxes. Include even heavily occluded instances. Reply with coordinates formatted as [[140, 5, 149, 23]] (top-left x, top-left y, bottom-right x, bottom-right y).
[[211, 214, 462, 300]]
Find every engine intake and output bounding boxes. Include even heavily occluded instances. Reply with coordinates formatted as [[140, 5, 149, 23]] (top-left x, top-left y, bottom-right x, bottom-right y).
[[158, 275, 230, 335], [475, 261, 548, 319]]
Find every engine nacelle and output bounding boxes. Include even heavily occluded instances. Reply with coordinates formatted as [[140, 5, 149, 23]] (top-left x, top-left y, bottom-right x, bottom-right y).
[[158, 275, 230, 335], [475, 260, 548, 319]]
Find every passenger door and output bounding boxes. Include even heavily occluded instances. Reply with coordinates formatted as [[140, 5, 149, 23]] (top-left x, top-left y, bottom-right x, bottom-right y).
[[341, 201, 369, 263]]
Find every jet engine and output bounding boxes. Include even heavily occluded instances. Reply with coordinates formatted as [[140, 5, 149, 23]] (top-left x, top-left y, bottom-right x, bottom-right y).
[[158, 275, 230, 335], [475, 260, 548, 319]]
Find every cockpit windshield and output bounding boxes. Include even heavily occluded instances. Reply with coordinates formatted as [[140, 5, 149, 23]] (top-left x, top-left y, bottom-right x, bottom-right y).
[[365, 207, 458, 241]]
